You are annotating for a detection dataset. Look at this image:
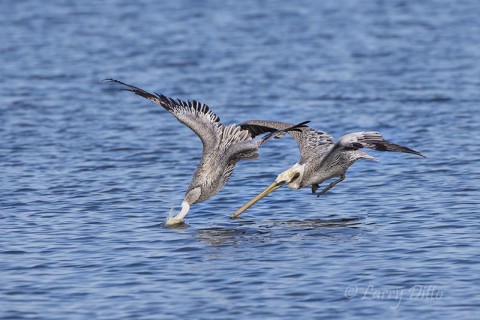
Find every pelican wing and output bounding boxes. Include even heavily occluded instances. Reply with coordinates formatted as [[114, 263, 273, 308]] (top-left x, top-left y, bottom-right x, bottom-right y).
[[106, 79, 222, 151], [240, 120, 334, 164], [334, 132, 425, 157]]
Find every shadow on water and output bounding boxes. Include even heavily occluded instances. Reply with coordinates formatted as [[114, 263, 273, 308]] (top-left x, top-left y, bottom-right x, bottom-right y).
[[274, 217, 364, 230], [194, 216, 367, 246]]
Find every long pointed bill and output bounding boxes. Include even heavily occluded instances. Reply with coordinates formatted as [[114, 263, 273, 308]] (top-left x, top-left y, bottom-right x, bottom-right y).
[[230, 181, 282, 219]]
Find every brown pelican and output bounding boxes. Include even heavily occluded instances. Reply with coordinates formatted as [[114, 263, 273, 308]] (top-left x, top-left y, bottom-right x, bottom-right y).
[[231, 121, 425, 218], [106, 80, 306, 226]]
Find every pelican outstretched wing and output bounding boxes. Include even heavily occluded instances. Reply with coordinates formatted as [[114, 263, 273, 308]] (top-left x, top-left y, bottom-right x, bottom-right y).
[[240, 120, 334, 164], [106, 79, 223, 152], [334, 132, 425, 157]]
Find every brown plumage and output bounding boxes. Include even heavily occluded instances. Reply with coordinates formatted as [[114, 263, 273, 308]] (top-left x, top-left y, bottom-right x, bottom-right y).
[[106, 80, 306, 225], [232, 120, 425, 218]]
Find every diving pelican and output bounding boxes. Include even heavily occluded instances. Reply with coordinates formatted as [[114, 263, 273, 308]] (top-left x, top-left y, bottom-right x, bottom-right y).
[[231, 121, 425, 218], [106, 79, 306, 226]]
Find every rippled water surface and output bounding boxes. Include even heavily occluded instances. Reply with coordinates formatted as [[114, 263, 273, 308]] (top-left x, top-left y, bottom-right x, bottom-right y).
[[1, 0, 480, 319]]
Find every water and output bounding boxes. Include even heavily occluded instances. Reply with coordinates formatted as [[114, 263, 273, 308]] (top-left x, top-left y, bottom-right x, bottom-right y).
[[1, 0, 479, 319]]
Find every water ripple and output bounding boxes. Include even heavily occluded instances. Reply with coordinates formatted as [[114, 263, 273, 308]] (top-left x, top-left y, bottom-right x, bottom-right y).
[[1, 0, 479, 319]]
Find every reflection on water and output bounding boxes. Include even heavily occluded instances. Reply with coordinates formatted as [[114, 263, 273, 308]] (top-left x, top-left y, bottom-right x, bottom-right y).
[[195, 217, 366, 246], [275, 217, 364, 230], [196, 227, 249, 246]]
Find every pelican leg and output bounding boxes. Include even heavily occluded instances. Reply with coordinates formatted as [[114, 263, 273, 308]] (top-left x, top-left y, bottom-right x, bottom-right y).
[[311, 184, 320, 194], [316, 175, 345, 197]]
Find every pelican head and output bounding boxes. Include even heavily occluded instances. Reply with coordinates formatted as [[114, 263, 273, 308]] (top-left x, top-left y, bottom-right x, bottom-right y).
[[164, 187, 201, 227], [230, 163, 304, 219], [164, 201, 191, 226], [276, 163, 305, 190]]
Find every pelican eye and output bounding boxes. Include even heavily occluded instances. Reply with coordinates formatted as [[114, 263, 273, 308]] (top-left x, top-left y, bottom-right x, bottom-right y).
[[291, 172, 301, 181]]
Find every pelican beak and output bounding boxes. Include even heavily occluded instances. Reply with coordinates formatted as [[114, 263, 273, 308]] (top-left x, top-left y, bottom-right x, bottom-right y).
[[230, 180, 283, 219]]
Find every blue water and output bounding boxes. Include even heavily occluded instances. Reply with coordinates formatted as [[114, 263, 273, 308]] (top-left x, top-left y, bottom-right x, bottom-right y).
[[1, 0, 480, 319]]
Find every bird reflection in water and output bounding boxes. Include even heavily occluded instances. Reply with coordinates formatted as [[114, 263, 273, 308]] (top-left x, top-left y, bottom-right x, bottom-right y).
[[195, 217, 366, 246]]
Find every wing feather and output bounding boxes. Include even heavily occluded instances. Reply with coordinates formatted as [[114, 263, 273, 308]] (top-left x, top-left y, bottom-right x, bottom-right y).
[[106, 79, 222, 152], [335, 131, 425, 157], [240, 120, 334, 164]]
